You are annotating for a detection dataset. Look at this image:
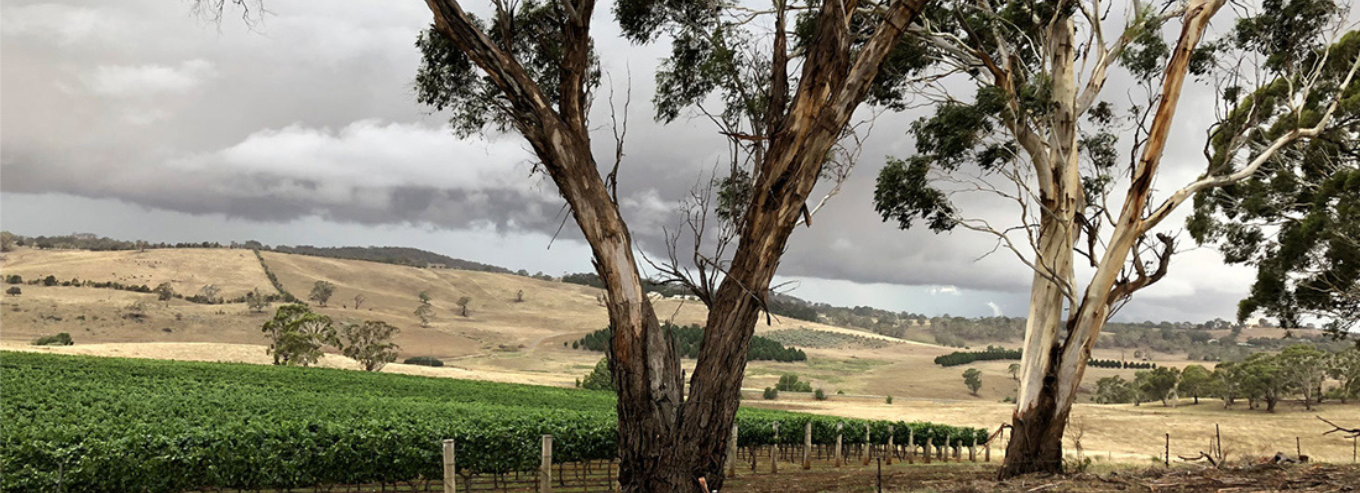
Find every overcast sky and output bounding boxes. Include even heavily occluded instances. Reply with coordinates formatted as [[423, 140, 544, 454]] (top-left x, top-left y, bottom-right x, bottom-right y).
[[1, 0, 1269, 322]]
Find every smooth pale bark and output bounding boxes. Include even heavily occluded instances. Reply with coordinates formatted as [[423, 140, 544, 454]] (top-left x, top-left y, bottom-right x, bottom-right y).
[[999, 0, 1227, 478]]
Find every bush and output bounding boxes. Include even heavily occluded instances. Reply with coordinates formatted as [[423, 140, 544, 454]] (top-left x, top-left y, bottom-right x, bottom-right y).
[[42, 275, 57, 287], [885, 395, 893, 404], [33, 333, 73, 346], [5, 287, 19, 296], [814, 388, 827, 401], [580, 358, 613, 391], [4, 275, 21, 284], [402, 356, 444, 367], [763, 387, 779, 400], [776, 373, 813, 392]]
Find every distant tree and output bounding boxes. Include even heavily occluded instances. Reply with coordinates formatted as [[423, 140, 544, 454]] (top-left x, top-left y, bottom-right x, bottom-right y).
[[1278, 344, 1329, 411], [154, 282, 175, 306], [261, 304, 336, 367], [5, 286, 20, 296], [33, 332, 73, 346], [962, 368, 982, 396], [353, 293, 366, 310], [456, 296, 472, 317], [1330, 348, 1360, 403], [309, 281, 336, 307], [1135, 367, 1181, 406], [814, 388, 827, 401], [245, 287, 270, 313], [5, 275, 21, 284], [414, 290, 433, 327], [762, 387, 779, 400], [1007, 363, 1021, 381], [515, 289, 524, 303], [0, 231, 15, 252], [775, 374, 812, 392], [42, 275, 57, 287], [199, 284, 221, 303], [580, 358, 613, 391], [1178, 365, 1212, 405], [337, 320, 401, 371], [1094, 376, 1135, 404], [1210, 361, 1245, 408], [1240, 352, 1287, 412], [885, 395, 892, 404]]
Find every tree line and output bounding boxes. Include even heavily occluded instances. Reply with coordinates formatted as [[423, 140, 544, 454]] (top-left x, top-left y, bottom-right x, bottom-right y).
[[574, 324, 806, 362], [933, 346, 1022, 367], [1094, 345, 1360, 412]]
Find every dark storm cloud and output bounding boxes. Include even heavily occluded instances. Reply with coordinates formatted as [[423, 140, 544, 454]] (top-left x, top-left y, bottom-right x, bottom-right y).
[[0, 0, 1269, 322]]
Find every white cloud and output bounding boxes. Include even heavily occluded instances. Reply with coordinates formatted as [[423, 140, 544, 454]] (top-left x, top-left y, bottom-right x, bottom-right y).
[[930, 285, 961, 296], [1, 4, 121, 45], [986, 301, 1003, 316], [85, 60, 217, 97]]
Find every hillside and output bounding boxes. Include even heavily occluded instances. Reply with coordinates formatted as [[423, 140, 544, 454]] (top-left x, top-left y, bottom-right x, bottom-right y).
[[0, 246, 1328, 403]]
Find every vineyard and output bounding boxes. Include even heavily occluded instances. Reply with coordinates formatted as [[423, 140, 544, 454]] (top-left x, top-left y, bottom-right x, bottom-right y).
[[1, 352, 985, 492]]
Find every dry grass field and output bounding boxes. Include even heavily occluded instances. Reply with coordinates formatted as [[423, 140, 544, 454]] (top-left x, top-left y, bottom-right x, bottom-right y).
[[3, 247, 1357, 467]]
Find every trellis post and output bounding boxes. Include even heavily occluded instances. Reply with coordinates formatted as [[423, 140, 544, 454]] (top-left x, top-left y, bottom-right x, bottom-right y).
[[886, 425, 894, 465], [770, 422, 779, 474], [540, 434, 553, 493], [726, 423, 738, 478], [835, 422, 844, 467], [442, 439, 457, 493], [907, 429, 915, 464], [969, 436, 977, 462], [862, 423, 871, 465], [802, 421, 812, 470]]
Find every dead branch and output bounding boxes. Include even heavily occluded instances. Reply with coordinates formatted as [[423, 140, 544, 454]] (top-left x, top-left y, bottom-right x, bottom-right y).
[[1317, 416, 1360, 439]]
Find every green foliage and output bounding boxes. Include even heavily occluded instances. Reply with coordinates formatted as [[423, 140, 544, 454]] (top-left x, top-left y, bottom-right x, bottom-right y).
[[337, 321, 401, 372], [5, 286, 19, 296], [261, 304, 336, 367], [1178, 364, 1213, 403], [762, 387, 779, 400], [154, 282, 174, 304], [580, 358, 613, 391], [776, 374, 813, 393], [1189, 24, 1360, 340], [5, 275, 21, 284], [1088, 358, 1155, 369], [308, 280, 336, 307], [245, 287, 270, 313], [764, 328, 889, 349], [415, 0, 599, 138], [42, 275, 57, 287], [1094, 376, 1136, 404], [934, 346, 1020, 367], [884, 395, 892, 404], [576, 324, 806, 362], [403, 356, 445, 367], [814, 389, 827, 401], [33, 333, 73, 346], [962, 368, 982, 396], [253, 250, 299, 303], [1134, 366, 1181, 405], [456, 296, 472, 317], [415, 291, 433, 327]]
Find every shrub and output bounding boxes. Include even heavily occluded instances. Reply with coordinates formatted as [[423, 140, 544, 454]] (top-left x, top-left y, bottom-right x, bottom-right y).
[[42, 275, 57, 287], [5, 275, 21, 284], [5, 287, 19, 296], [814, 388, 827, 401], [762, 387, 779, 400], [776, 373, 813, 392], [33, 333, 73, 346], [403, 356, 445, 367], [885, 395, 893, 404], [580, 358, 613, 391]]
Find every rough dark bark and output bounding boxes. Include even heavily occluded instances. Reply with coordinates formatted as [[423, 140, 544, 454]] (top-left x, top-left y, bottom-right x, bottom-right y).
[[420, 0, 929, 490]]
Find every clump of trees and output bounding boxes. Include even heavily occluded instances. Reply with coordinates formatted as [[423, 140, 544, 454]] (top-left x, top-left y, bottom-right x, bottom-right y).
[[33, 333, 73, 346], [576, 324, 806, 362], [261, 304, 401, 371], [933, 346, 1021, 367], [579, 358, 613, 391], [775, 374, 813, 393], [403, 356, 444, 367]]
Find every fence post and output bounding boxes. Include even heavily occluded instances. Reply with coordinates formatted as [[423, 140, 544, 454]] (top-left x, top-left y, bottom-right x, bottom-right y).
[[540, 434, 553, 493], [771, 422, 779, 474], [985, 435, 991, 462], [907, 429, 915, 464], [726, 423, 739, 478], [1164, 433, 1170, 467], [862, 423, 871, 465], [835, 422, 844, 468], [886, 425, 895, 465], [803, 421, 813, 470], [969, 436, 977, 462], [442, 439, 457, 493]]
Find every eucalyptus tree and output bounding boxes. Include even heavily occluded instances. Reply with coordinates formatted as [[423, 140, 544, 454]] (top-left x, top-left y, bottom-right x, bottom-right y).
[[417, 0, 933, 489], [872, 0, 1359, 477], [1189, 30, 1360, 340]]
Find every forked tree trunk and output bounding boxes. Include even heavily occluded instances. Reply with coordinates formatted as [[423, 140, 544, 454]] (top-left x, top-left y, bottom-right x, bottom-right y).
[[999, 0, 1225, 478]]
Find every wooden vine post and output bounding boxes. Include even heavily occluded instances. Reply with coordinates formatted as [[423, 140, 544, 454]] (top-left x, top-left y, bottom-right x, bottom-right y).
[[540, 434, 552, 493], [907, 429, 915, 464], [886, 425, 894, 465], [771, 422, 779, 474], [862, 423, 871, 465], [826, 422, 837, 468], [969, 436, 977, 462], [442, 439, 456, 493], [802, 421, 812, 470], [726, 423, 738, 478]]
